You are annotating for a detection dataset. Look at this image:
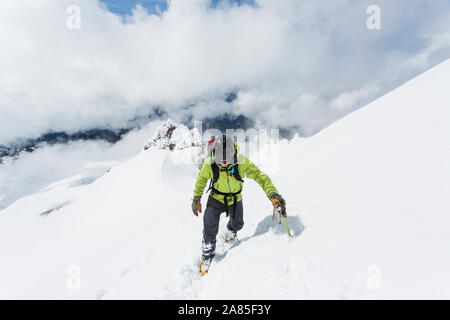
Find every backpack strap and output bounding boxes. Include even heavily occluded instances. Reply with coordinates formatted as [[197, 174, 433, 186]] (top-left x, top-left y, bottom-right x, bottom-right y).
[[210, 186, 242, 218], [212, 163, 220, 183], [206, 164, 244, 218], [207, 164, 242, 190], [231, 165, 243, 182], [206, 141, 244, 217], [206, 163, 219, 193]]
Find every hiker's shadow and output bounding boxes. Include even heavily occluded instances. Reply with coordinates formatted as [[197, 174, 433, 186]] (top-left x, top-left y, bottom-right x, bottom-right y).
[[215, 215, 305, 262], [251, 214, 305, 239]]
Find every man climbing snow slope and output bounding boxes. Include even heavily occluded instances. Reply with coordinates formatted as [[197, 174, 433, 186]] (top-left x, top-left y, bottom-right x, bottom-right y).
[[191, 135, 287, 275]]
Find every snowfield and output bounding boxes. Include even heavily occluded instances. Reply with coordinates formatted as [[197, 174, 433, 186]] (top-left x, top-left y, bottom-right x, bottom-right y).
[[0, 59, 449, 299]]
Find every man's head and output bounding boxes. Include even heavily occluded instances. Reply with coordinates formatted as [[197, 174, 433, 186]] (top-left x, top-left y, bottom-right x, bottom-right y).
[[213, 135, 236, 167]]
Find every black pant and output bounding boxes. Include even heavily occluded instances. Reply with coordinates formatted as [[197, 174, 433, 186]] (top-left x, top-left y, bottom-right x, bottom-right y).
[[202, 196, 244, 259]]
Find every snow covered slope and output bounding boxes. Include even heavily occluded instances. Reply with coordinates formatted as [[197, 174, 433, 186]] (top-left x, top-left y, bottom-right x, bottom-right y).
[[0, 60, 449, 299]]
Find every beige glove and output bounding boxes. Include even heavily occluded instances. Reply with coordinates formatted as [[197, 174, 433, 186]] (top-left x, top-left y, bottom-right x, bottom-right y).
[[192, 197, 202, 216]]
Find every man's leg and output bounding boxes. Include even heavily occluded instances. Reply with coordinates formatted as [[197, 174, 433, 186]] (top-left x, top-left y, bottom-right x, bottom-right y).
[[226, 200, 244, 233], [202, 197, 225, 259]]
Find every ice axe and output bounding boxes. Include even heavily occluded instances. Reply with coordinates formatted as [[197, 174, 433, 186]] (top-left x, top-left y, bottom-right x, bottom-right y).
[[273, 204, 292, 237]]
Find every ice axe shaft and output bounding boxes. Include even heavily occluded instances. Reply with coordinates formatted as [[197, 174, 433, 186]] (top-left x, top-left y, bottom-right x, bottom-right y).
[[274, 204, 292, 237], [282, 215, 292, 237]]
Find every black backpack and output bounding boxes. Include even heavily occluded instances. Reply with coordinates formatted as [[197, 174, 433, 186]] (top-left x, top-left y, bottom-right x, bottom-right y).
[[210, 162, 244, 185], [206, 142, 244, 217]]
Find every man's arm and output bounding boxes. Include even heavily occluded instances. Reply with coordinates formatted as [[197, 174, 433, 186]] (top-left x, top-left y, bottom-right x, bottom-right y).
[[242, 156, 278, 198], [193, 158, 212, 198]]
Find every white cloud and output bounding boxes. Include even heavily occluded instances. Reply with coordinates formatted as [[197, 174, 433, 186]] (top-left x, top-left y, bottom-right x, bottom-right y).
[[0, 0, 449, 144], [0, 119, 164, 208], [331, 86, 381, 112]]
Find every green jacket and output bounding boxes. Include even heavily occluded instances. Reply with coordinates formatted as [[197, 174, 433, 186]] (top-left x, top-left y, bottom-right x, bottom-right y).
[[193, 149, 278, 205]]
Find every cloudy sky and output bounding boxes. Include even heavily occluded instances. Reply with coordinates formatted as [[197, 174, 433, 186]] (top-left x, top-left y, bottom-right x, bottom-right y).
[[0, 0, 449, 145]]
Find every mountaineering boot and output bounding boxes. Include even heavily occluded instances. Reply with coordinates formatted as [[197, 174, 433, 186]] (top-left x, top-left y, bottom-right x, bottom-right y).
[[202, 240, 215, 260], [200, 257, 213, 276], [200, 239, 215, 275], [220, 229, 239, 243]]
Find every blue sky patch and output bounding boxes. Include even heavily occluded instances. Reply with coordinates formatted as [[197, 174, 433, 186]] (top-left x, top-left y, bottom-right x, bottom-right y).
[[100, 0, 168, 16], [100, 0, 256, 16]]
